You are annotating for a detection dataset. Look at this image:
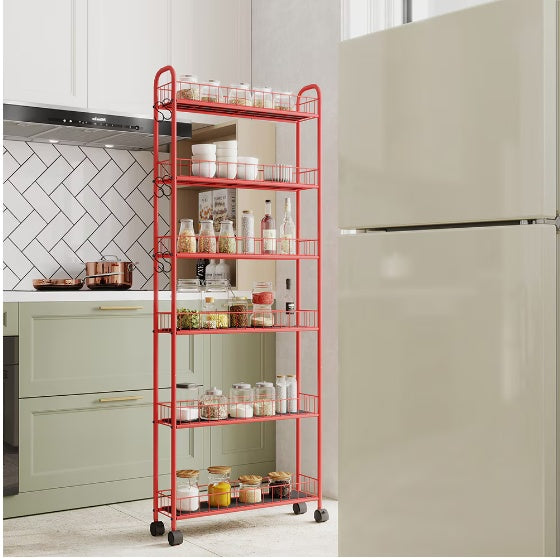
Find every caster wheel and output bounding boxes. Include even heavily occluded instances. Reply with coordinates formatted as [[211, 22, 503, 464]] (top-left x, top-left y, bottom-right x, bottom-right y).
[[314, 508, 329, 523], [150, 521, 165, 536], [293, 502, 307, 515], [168, 530, 183, 546]]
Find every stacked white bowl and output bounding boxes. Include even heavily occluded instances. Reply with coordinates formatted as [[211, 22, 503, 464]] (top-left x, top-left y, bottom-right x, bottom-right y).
[[191, 144, 216, 178], [215, 140, 237, 179], [237, 156, 259, 180]]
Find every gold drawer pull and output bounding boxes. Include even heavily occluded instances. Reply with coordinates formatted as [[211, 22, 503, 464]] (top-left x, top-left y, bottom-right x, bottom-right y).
[[98, 396, 144, 403], [97, 306, 144, 311]]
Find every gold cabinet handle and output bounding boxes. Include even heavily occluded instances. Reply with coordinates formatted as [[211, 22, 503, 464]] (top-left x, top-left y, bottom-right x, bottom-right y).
[[97, 306, 144, 311], [98, 396, 144, 403]]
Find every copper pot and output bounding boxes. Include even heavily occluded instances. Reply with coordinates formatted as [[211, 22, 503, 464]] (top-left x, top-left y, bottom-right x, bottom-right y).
[[84, 255, 135, 290]]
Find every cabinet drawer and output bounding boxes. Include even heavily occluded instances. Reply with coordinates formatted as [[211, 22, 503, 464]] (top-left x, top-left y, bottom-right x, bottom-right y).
[[19, 389, 203, 492], [19, 302, 202, 397], [3, 303, 18, 336]]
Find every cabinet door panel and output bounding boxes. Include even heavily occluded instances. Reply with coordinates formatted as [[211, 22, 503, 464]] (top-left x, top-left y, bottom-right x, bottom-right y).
[[19, 389, 203, 492], [19, 302, 202, 397], [3, 0, 87, 107]]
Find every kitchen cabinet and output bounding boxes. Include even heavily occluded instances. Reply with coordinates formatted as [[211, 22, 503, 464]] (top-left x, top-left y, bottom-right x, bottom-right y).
[[3, 0, 88, 108], [3, 303, 18, 336]]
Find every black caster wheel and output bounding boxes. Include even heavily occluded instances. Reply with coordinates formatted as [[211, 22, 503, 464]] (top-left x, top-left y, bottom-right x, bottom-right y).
[[168, 530, 183, 546], [293, 502, 307, 515], [150, 521, 165, 536], [314, 508, 329, 523]]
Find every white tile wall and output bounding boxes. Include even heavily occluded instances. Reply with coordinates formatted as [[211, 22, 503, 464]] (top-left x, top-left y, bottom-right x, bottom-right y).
[[3, 141, 170, 290]]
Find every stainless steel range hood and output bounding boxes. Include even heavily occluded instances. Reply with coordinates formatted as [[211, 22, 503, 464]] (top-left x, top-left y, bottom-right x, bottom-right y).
[[3, 104, 192, 151]]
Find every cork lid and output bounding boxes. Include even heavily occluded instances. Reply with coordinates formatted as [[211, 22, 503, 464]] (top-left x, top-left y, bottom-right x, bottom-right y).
[[268, 471, 292, 480], [208, 465, 231, 475], [238, 474, 262, 485], [177, 469, 199, 478]]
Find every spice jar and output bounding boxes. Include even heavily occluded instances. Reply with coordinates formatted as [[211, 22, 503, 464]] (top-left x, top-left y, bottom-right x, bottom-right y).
[[252, 281, 274, 305], [177, 279, 201, 330], [253, 86, 273, 109], [228, 297, 249, 328], [202, 296, 218, 329], [218, 220, 236, 254], [177, 74, 200, 101], [227, 83, 253, 106], [176, 383, 202, 422], [199, 220, 217, 253], [238, 475, 263, 503], [229, 383, 254, 418], [200, 79, 221, 103], [254, 381, 276, 416], [200, 387, 228, 420], [207, 466, 231, 507], [268, 471, 292, 499], [273, 91, 294, 111], [177, 469, 200, 512], [241, 210, 255, 254], [178, 218, 196, 253]]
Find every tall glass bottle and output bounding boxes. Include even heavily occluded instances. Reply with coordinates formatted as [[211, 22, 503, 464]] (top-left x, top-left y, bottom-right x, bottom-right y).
[[261, 199, 276, 254], [279, 197, 296, 255]]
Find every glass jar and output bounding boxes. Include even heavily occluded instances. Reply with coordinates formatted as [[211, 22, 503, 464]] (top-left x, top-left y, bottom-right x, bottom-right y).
[[177, 279, 201, 330], [268, 471, 292, 499], [253, 86, 273, 109], [227, 83, 253, 106], [176, 382, 202, 422], [229, 383, 254, 418], [207, 466, 231, 507], [177, 74, 200, 101], [204, 279, 229, 328], [200, 79, 221, 103], [178, 218, 196, 253], [201, 296, 218, 329], [218, 220, 236, 254], [273, 91, 294, 111], [177, 469, 200, 512], [238, 475, 263, 503], [199, 220, 216, 253], [200, 387, 228, 420], [228, 297, 249, 328], [254, 381, 276, 416], [252, 281, 275, 328]]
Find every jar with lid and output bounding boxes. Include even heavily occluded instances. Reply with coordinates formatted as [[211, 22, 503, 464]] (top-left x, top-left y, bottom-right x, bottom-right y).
[[200, 387, 228, 420], [228, 297, 249, 328], [201, 296, 218, 329], [227, 83, 253, 106], [268, 471, 292, 499], [218, 220, 236, 254], [238, 475, 263, 503], [177, 279, 201, 330], [199, 220, 216, 253], [204, 279, 229, 328], [177, 74, 200, 101], [200, 79, 221, 103], [178, 218, 196, 253], [207, 466, 231, 507], [253, 86, 273, 109], [176, 383, 202, 422], [254, 381, 276, 416], [229, 383, 254, 418], [241, 210, 255, 254], [176, 469, 200, 512], [273, 91, 294, 111], [252, 281, 275, 328]]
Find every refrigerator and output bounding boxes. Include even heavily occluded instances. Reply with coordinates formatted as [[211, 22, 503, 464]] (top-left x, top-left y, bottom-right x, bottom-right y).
[[338, 0, 558, 555]]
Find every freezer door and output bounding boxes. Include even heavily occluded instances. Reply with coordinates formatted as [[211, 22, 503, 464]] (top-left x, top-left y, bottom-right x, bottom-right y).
[[338, 225, 557, 556], [339, 0, 557, 229]]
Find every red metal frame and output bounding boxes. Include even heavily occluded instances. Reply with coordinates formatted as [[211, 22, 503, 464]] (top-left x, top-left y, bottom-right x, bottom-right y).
[[152, 67, 322, 531]]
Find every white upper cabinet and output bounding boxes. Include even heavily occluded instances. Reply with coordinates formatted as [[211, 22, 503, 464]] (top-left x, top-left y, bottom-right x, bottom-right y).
[[3, 0, 88, 107]]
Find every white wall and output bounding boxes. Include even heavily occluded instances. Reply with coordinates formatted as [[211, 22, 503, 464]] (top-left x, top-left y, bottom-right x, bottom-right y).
[[252, 0, 340, 500]]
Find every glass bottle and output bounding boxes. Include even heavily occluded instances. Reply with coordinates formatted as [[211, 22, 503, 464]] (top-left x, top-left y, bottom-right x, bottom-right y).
[[218, 220, 236, 254], [214, 259, 230, 284], [229, 383, 254, 418], [176, 382, 202, 421], [200, 387, 228, 420], [199, 220, 216, 253], [279, 197, 296, 255], [176, 470, 200, 512], [204, 259, 217, 283], [238, 475, 263, 503], [261, 199, 276, 254], [254, 381, 276, 416], [178, 218, 196, 253], [207, 466, 231, 507], [275, 375, 287, 414], [177, 74, 200, 101]]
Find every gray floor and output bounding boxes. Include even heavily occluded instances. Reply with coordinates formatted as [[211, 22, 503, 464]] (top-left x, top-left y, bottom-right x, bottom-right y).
[[3, 498, 337, 557]]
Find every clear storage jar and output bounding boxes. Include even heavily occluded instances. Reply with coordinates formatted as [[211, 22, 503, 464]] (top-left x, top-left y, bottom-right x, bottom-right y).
[[204, 279, 229, 328], [200, 79, 221, 103], [227, 83, 252, 106], [228, 297, 249, 329], [218, 220, 236, 254], [178, 218, 196, 253], [177, 74, 200, 101], [229, 383, 254, 418], [176, 382, 202, 422], [238, 475, 263, 503], [268, 471, 292, 499], [252, 304, 274, 328], [254, 381, 276, 416], [207, 466, 231, 507], [252, 281, 274, 306], [200, 387, 228, 420], [199, 220, 217, 253], [253, 86, 273, 109], [273, 91, 294, 111], [177, 470, 200, 512], [177, 279, 201, 330]]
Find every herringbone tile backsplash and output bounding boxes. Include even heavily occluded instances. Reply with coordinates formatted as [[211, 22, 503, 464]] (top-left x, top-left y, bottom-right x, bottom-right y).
[[3, 140, 170, 290]]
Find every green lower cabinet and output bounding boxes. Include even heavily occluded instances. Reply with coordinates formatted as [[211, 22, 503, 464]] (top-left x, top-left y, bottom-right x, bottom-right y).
[[3, 302, 18, 336]]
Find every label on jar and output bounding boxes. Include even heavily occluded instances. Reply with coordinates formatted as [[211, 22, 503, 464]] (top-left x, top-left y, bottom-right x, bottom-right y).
[[263, 230, 276, 252]]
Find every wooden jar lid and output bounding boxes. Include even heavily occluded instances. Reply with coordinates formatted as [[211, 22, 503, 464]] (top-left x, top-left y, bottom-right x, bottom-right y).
[[268, 471, 291, 480], [208, 465, 232, 475], [238, 474, 262, 485], [177, 469, 199, 478]]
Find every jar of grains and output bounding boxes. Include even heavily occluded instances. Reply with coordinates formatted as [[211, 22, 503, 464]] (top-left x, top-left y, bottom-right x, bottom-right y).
[[238, 475, 263, 503], [177, 74, 200, 101], [176, 278, 201, 330], [253, 86, 273, 108], [227, 83, 253, 106], [218, 220, 236, 254], [200, 79, 221, 103], [207, 466, 231, 507], [200, 387, 228, 420], [241, 210, 255, 254], [229, 383, 254, 418], [273, 91, 294, 111], [254, 381, 276, 416], [176, 469, 200, 512], [178, 218, 196, 253], [268, 471, 292, 499], [199, 220, 217, 253], [228, 297, 249, 328]]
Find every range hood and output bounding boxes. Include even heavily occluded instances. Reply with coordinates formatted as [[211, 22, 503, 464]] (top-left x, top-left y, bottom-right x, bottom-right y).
[[3, 104, 192, 151]]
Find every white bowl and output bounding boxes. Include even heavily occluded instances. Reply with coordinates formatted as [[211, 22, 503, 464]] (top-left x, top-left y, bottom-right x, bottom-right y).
[[192, 143, 216, 156], [264, 164, 293, 182], [192, 161, 216, 178], [216, 155, 237, 162], [216, 161, 237, 179], [237, 156, 258, 180], [192, 154, 216, 161], [216, 148, 237, 157], [215, 140, 237, 148]]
